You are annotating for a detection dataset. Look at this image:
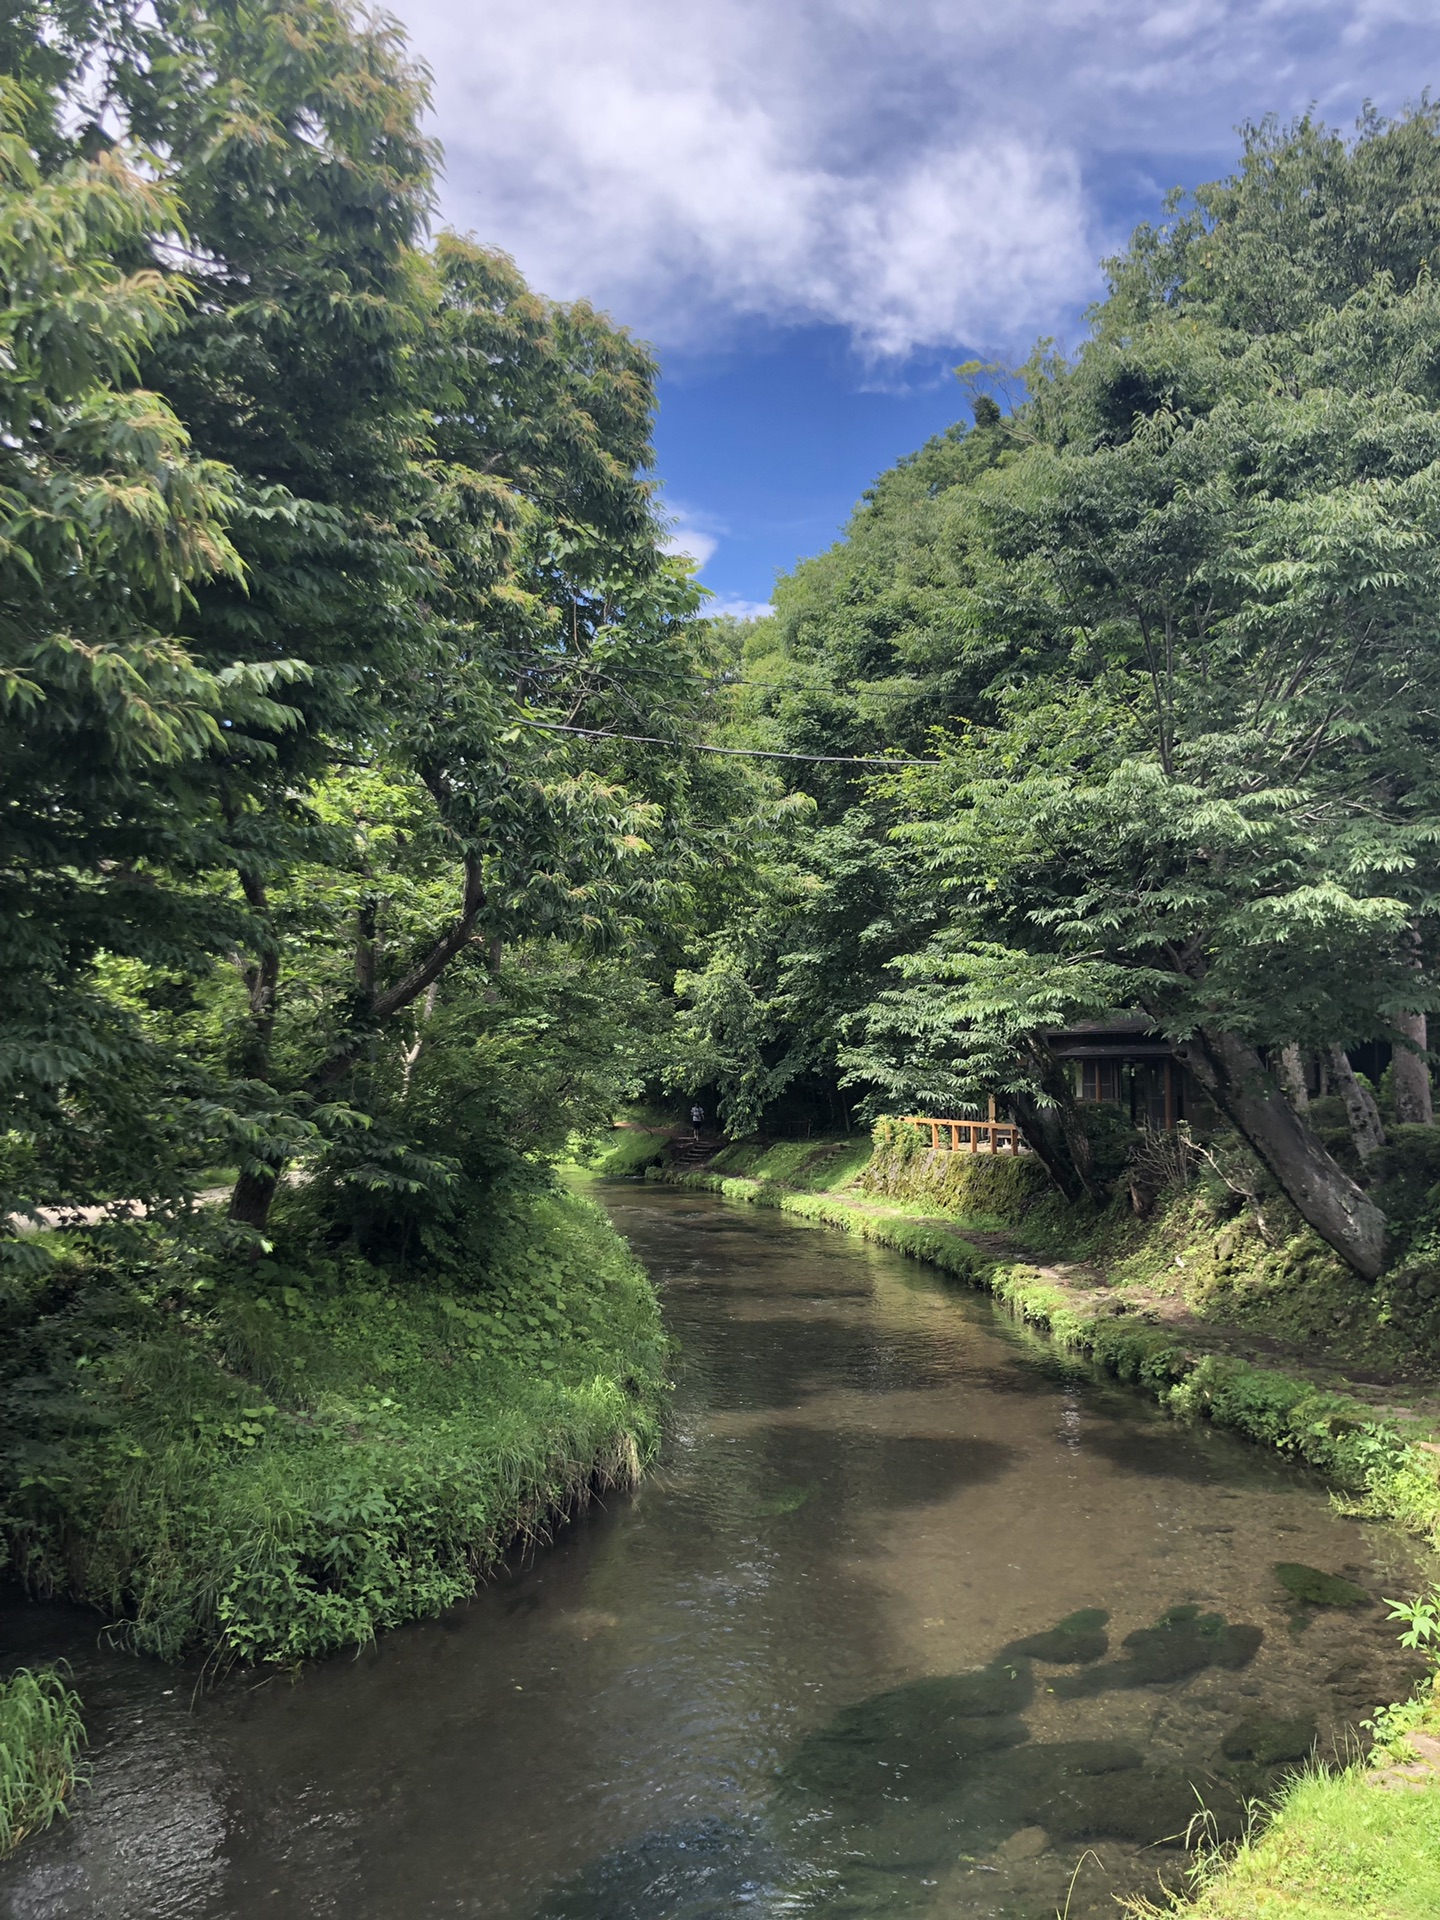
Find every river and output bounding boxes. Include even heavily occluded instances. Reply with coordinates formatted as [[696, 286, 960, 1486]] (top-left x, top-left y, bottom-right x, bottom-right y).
[[0, 1187, 1427, 1919]]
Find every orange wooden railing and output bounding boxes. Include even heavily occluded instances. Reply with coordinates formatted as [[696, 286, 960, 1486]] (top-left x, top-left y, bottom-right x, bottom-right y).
[[901, 1113, 1028, 1155]]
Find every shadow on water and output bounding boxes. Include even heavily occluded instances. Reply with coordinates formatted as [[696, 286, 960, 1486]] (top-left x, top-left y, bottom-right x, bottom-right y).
[[752, 1428, 1018, 1511], [1073, 1422, 1262, 1485], [530, 1598, 1278, 1919], [1, 1188, 1432, 1920]]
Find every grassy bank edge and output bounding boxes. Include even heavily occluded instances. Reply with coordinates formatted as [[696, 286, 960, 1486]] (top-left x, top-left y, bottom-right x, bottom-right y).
[[5, 1188, 670, 1671], [1144, 1715, 1440, 1920], [654, 1155, 1440, 1920]]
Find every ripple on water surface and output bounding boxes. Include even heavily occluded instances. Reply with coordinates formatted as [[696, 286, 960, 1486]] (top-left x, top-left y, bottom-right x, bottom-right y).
[[0, 1188, 1431, 1920]]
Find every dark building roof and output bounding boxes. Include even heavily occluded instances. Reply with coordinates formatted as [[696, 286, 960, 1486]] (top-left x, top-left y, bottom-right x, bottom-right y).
[[1045, 1016, 1173, 1061]]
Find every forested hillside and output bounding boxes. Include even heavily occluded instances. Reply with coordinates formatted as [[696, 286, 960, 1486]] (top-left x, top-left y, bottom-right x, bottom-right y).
[[680, 109, 1440, 1289]]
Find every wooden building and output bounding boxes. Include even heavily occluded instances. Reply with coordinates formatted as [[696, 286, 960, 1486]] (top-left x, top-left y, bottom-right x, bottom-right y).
[[1045, 1017, 1208, 1132]]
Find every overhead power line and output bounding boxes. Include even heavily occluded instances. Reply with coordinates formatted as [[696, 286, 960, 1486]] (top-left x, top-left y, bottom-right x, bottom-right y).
[[512, 719, 941, 767]]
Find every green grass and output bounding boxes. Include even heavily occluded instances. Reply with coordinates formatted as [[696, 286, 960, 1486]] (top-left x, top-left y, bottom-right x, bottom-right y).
[[586, 1127, 671, 1178], [6, 1189, 668, 1666], [189, 1165, 240, 1193], [702, 1135, 877, 1192], [1129, 1741, 1440, 1918], [0, 1665, 86, 1857]]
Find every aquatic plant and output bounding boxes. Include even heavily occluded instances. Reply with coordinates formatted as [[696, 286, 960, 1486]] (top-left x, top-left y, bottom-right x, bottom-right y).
[[1275, 1563, 1371, 1609], [0, 1665, 86, 1857]]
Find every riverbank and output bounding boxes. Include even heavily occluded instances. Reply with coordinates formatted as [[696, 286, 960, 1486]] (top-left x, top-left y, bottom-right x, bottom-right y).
[[1, 1188, 667, 1669], [1148, 1694, 1440, 1920], [649, 1130, 1440, 1920], [660, 1133, 1440, 1549]]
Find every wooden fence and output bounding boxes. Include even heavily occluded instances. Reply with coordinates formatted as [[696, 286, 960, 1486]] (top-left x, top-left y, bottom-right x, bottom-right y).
[[901, 1113, 1028, 1155]]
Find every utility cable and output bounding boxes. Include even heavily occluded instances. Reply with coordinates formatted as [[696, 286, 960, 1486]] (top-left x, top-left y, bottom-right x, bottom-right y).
[[509, 662, 936, 699], [511, 718, 941, 767]]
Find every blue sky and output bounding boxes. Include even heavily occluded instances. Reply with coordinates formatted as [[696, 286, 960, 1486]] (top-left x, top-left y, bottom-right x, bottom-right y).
[[393, 0, 1440, 610]]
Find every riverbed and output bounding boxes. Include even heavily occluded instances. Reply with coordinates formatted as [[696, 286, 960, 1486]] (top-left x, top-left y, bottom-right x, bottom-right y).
[[0, 1188, 1427, 1918]]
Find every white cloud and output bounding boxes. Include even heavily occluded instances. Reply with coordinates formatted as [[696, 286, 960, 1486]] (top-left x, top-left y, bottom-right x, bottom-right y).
[[662, 525, 719, 568], [705, 595, 774, 622], [659, 502, 725, 570], [394, 0, 1440, 355]]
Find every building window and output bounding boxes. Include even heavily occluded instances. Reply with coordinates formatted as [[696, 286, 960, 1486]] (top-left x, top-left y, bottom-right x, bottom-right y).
[[1079, 1060, 1121, 1104]]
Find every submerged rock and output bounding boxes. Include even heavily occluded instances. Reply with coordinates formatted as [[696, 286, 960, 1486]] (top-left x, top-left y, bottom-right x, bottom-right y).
[[996, 1824, 1049, 1860], [1004, 1607, 1110, 1665], [754, 1484, 815, 1516], [1221, 1712, 1318, 1765], [1055, 1605, 1262, 1696], [1274, 1562, 1370, 1608]]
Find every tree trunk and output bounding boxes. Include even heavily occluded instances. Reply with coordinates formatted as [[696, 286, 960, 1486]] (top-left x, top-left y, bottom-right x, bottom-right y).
[[229, 1160, 282, 1230], [309, 854, 486, 1094], [1009, 1089, 1088, 1202], [1392, 1012, 1433, 1125], [1011, 1041, 1104, 1204], [399, 979, 441, 1099], [1327, 1046, 1386, 1161], [1277, 1044, 1309, 1112], [1175, 1028, 1386, 1280], [229, 874, 285, 1234]]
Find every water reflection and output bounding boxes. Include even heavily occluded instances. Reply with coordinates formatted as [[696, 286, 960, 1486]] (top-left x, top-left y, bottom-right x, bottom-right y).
[[0, 1189, 1430, 1920]]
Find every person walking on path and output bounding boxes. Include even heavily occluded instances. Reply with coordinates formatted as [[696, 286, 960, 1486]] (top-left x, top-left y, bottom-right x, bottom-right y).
[[690, 1103, 705, 1140]]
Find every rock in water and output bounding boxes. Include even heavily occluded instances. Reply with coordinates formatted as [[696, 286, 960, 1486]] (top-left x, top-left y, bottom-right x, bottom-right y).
[[1221, 1712, 1317, 1765], [996, 1824, 1049, 1861]]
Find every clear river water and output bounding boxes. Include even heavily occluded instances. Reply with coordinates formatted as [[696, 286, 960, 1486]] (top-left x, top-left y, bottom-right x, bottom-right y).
[[0, 1187, 1429, 1920]]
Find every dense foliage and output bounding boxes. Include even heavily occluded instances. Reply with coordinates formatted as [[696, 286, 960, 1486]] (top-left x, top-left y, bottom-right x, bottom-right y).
[[684, 110, 1440, 1283], [0, 0, 754, 1260], [0, 0, 752, 1652]]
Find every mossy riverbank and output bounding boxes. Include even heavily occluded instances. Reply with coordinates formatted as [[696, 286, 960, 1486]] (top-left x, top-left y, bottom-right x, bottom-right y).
[[644, 1128, 1440, 1920], [2, 1188, 667, 1669], [660, 1131, 1440, 1551]]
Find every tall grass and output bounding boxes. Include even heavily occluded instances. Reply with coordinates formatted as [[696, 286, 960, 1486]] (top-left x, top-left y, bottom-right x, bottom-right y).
[[0, 1665, 86, 1856]]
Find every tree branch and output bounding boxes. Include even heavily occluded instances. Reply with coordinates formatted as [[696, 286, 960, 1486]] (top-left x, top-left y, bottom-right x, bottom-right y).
[[371, 854, 486, 1022]]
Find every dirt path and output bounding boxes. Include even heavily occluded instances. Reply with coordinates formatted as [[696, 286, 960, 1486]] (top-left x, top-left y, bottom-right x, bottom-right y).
[[11, 1183, 243, 1234]]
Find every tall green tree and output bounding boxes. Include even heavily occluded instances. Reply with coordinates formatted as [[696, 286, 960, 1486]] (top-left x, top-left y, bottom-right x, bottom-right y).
[[1, 0, 733, 1255], [0, 70, 308, 1240], [845, 110, 1440, 1278]]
